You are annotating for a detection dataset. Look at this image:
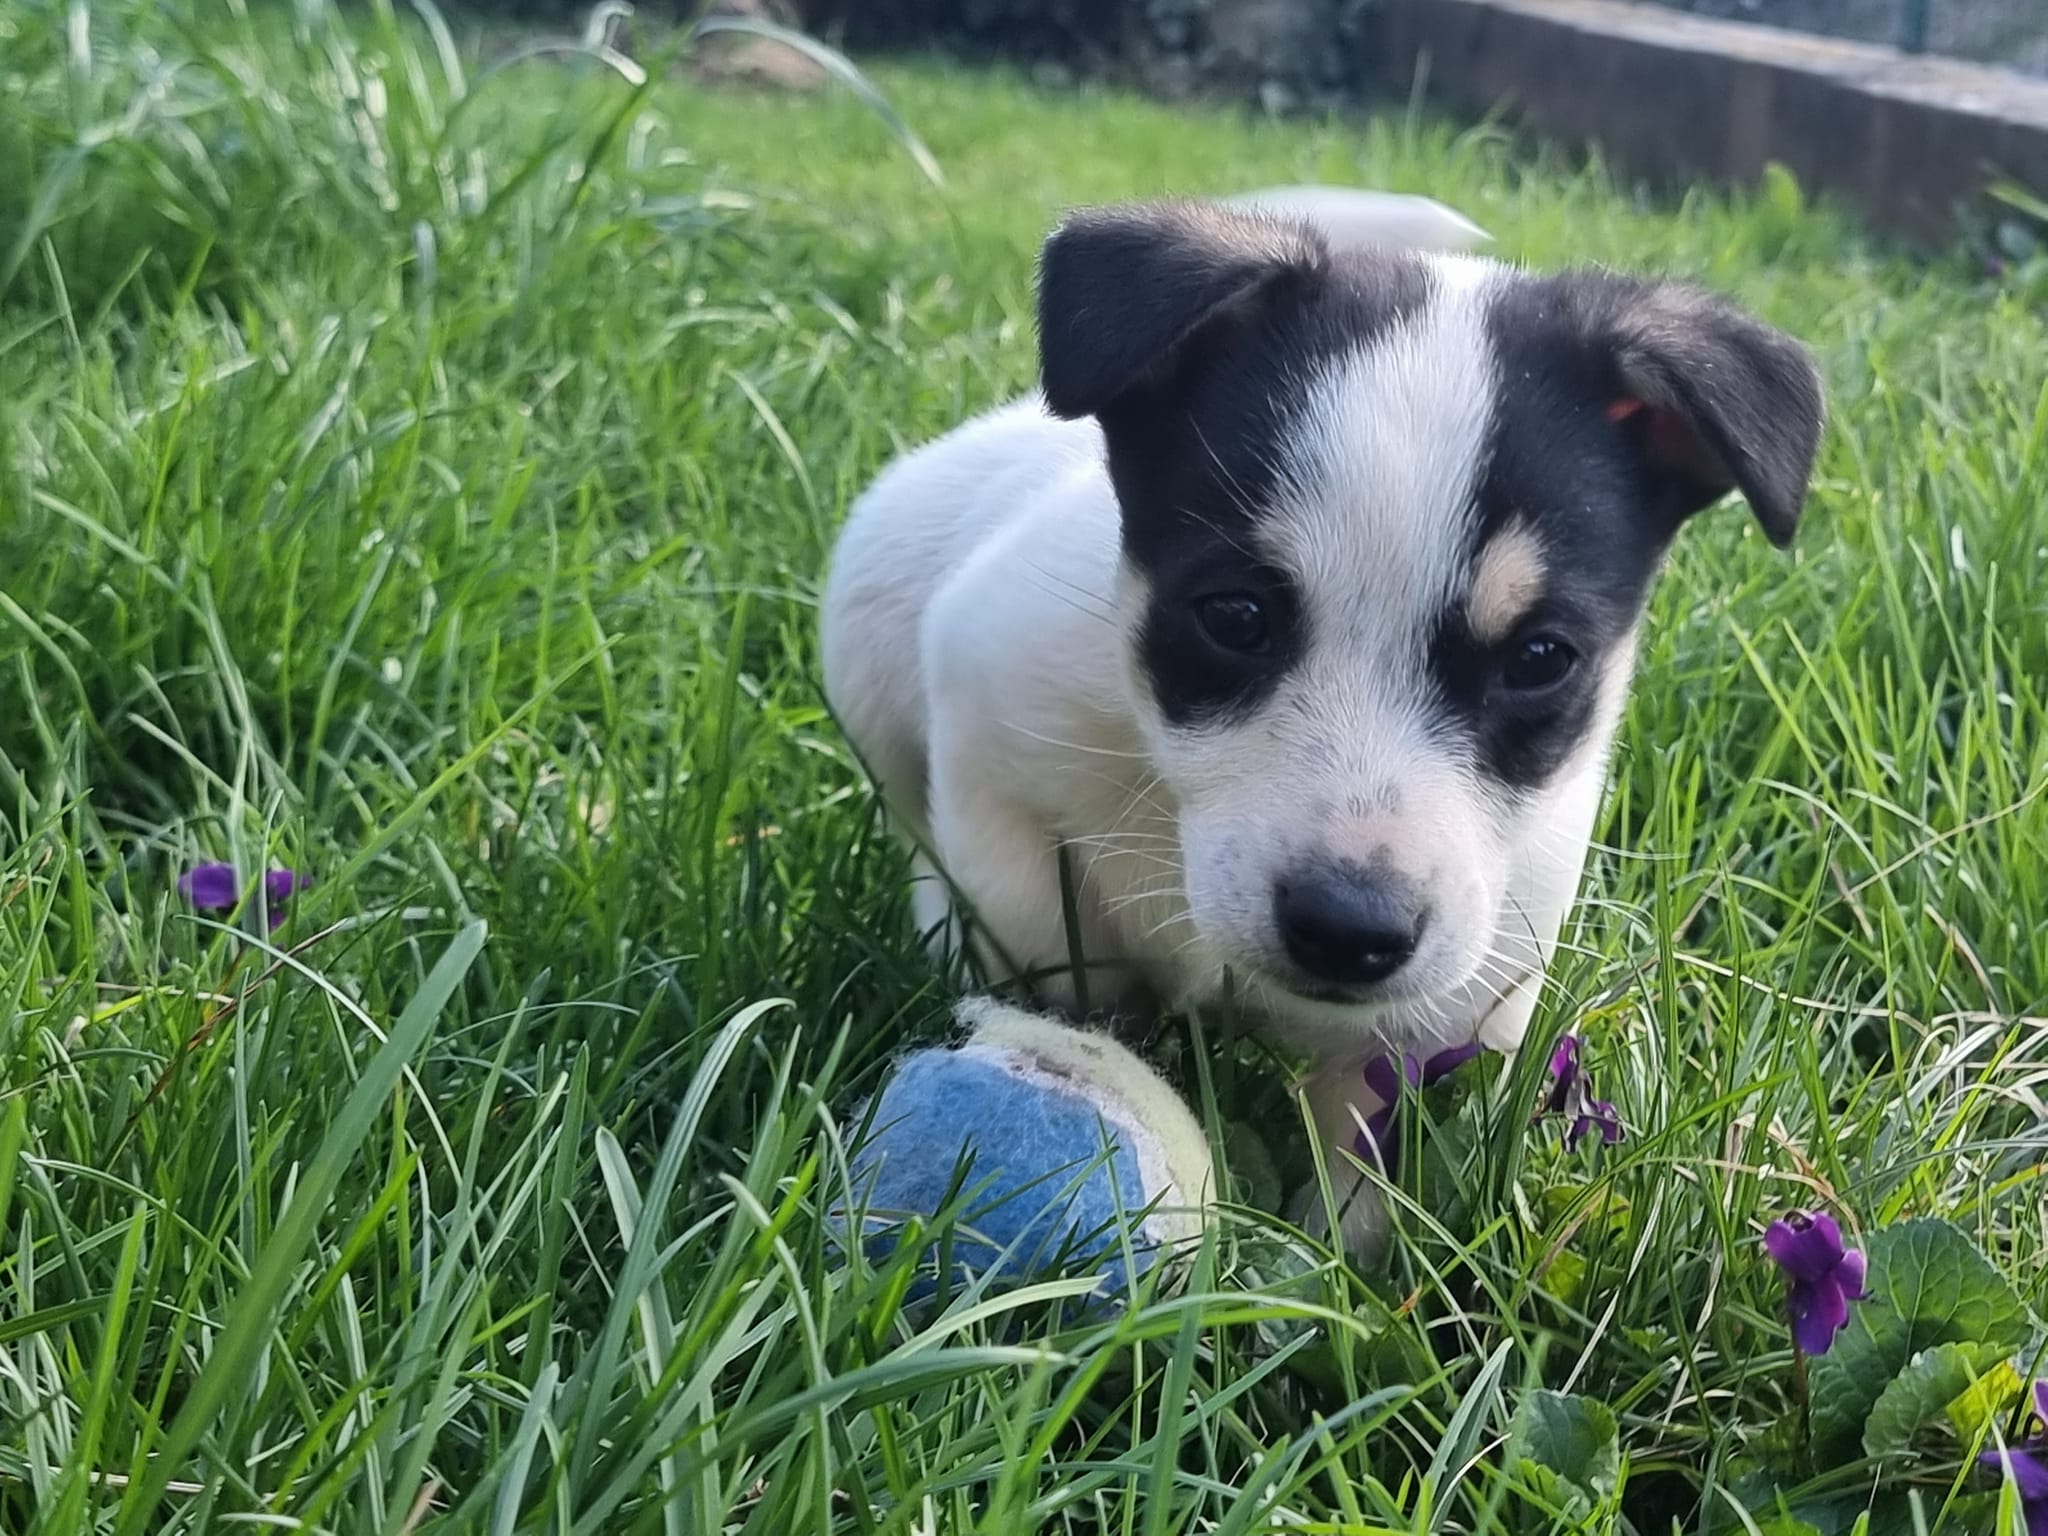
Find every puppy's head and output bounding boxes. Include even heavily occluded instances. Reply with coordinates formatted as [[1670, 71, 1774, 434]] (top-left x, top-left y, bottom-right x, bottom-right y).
[[1038, 201, 1824, 1044]]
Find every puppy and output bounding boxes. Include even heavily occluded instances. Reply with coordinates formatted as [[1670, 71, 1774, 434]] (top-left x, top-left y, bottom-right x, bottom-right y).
[[821, 190, 1824, 1255]]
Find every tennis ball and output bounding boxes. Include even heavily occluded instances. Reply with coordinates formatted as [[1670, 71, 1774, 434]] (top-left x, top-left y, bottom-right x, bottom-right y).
[[842, 997, 1214, 1297]]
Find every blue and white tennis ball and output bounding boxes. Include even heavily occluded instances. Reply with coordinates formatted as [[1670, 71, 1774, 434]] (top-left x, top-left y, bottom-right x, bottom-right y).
[[844, 998, 1214, 1296]]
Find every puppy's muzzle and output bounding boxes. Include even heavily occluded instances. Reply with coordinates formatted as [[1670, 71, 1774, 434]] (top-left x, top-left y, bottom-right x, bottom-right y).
[[1273, 864, 1427, 991]]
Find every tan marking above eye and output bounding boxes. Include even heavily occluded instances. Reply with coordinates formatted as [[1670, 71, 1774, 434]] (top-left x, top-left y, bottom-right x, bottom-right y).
[[1465, 520, 1547, 646]]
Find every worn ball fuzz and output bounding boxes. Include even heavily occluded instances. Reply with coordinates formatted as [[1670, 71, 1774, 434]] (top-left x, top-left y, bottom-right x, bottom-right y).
[[843, 998, 1214, 1297]]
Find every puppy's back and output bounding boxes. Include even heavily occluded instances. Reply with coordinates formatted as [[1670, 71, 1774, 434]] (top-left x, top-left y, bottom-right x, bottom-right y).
[[820, 399, 1103, 837], [1222, 187, 1489, 255]]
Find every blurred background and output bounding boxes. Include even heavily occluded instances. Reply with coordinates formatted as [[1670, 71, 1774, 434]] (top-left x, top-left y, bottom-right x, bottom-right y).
[[1654, 0, 2048, 71], [786, 0, 2048, 87], [740, 0, 2048, 259]]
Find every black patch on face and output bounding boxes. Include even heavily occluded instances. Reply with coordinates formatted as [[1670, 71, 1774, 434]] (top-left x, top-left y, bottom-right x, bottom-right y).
[[1474, 270, 1823, 543], [1417, 268, 1821, 791], [1426, 273, 1693, 790], [1100, 256, 1433, 727], [1417, 274, 1687, 794]]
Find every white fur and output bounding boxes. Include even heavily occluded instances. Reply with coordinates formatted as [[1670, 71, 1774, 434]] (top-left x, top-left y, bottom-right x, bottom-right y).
[[821, 189, 1607, 1259], [1223, 187, 1491, 253]]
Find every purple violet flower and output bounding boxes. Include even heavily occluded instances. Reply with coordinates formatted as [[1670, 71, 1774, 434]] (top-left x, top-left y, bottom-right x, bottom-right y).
[[1546, 1034, 1583, 1110], [178, 862, 309, 931], [177, 863, 239, 910], [1762, 1209, 1868, 1357], [1569, 1098, 1624, 1149], [1979, 1379, 2048, 1535], [1353, 1040, 1486, 1173], [1544, 1033, 1624, 1149]]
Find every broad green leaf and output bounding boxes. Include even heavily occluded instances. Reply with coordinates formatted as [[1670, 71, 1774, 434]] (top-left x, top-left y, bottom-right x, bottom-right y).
[[1809, 1219, 2028, 1454], [1946, 1357, 2026, 1440], [1861, 1341, 2002, 1455], [1510, 1389, 1619, 1500], [1752, 1407, 1809, 1474], [1723, 1468, 1861, 1536], [1515, 1460, 1593, 1522], [1545, 1249, 1589, 1307], [1946, 1492, 2013, 1535], [1540, 1182, 1632, 1233]]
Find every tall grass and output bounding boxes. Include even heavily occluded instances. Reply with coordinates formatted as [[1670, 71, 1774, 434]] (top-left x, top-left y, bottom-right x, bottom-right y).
[[1, 1, 2044, 1531]]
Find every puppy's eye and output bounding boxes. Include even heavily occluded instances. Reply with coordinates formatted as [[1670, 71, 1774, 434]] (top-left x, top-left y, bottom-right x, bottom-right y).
[[1194, 592, 1270, 654], [1502, 635, 1578, 692]]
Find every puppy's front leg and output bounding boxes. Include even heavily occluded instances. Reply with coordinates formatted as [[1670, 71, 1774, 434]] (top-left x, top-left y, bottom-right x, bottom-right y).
[[1296, 1058, 1396, 1261], [1474, 966, 1544, 1055], [1297, 977, 1549, 1262], [926, 734, 1092, 1011]]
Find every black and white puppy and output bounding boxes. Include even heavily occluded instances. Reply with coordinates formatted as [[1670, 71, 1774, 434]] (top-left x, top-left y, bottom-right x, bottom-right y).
[[822, 192, 1824, 1254]]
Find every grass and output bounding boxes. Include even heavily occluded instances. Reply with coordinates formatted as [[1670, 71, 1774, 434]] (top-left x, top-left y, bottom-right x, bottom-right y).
[[1, 1, 2045, 1531]]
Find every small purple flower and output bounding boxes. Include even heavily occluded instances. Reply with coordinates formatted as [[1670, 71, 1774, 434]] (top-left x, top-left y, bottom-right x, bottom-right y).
[[1567, 1098, 1623, 1149], [178, 862, 308, 931], [1546, 1034, 1583, 1110], [1979, 1379, 2048, 1534], [1762, 1209, 1868, 1357], [1544, 1033, 1624, 1149], [178, 863, 241, 910], [1354, 1041, 1486, 1172]]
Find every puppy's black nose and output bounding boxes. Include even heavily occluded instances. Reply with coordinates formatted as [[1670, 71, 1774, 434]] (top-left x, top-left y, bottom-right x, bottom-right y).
[[1274, 868, 1424, 988]]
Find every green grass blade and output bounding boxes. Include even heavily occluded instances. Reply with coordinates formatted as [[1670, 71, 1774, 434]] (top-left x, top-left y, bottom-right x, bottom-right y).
[[109, 921, 487, 1536]]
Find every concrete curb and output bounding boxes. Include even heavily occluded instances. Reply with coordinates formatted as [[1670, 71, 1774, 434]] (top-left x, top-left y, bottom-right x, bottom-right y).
[[1369, 0, 2048, 246]]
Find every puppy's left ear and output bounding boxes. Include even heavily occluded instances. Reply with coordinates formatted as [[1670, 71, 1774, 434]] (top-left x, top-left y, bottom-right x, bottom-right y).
[[1603, 285, 1825, 548], [1036, 201, 1327, 421]]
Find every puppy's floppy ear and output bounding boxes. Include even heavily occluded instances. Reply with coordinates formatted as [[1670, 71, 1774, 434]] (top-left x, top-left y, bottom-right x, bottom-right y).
[[1037, 201, 1326, 420], [1600, 283, 1825, 548]]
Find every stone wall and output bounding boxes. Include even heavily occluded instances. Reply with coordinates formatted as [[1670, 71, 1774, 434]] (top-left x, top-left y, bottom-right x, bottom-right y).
[[1641, 0, 2048, 78], [1367, 0, 2048, 246]]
